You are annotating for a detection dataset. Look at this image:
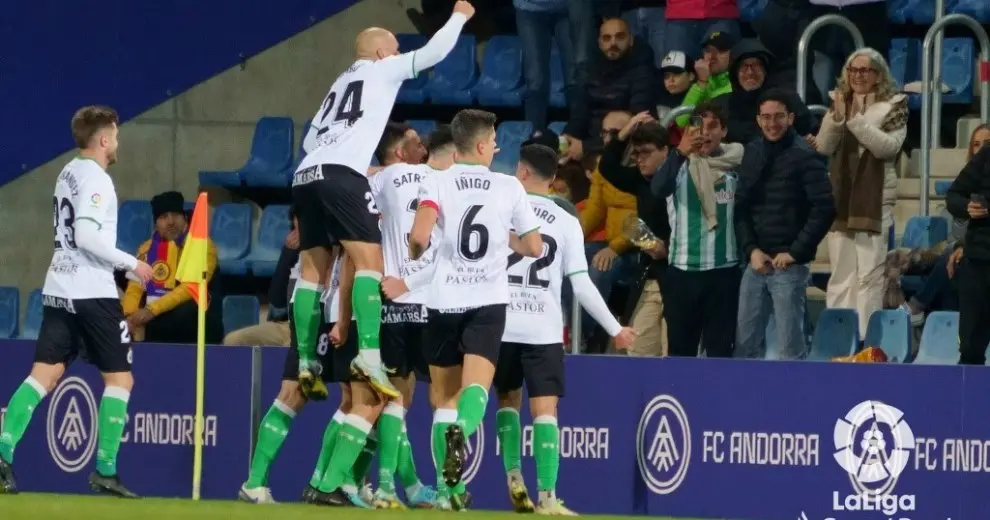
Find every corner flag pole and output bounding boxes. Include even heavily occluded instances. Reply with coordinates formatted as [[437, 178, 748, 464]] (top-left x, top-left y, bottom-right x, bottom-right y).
[[176, 192, 210, 500]]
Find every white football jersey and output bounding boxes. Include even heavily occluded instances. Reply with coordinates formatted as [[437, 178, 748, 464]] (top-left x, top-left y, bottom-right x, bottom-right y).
[[502, 194, 588, 345], [298, 56, 417, 175], [369, 163, 438, 305], [43, 157, 122, 300], [418, 164, 542, 311]]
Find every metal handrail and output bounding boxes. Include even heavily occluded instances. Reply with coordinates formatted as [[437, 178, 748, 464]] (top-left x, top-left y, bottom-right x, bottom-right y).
[[808, 104, 828, 117], [796, 15, 865, 103], [661, 104, 695, 127], [919, 14, 990, 215]]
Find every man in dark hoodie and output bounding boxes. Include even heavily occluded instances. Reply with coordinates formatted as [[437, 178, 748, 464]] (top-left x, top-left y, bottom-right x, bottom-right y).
[[561, 17, 656, 163], [725, 39, 815, 145]]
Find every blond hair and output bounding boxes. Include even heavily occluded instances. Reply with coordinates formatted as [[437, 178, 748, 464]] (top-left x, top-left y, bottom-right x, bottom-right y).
[[834, 47, 898, 102]]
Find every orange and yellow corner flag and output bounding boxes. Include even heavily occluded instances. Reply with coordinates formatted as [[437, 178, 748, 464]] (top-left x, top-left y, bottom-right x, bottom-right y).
[[176, 192, 210, 306]]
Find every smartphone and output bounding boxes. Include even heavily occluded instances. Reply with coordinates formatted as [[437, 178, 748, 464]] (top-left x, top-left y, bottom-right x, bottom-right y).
[[972, 194, 988, 208], [689, 115, 704, 128]]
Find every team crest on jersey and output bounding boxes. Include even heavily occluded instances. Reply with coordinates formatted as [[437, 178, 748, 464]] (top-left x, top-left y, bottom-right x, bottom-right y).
[[152, 261, 171, 282], [89, 193, 101, 209]]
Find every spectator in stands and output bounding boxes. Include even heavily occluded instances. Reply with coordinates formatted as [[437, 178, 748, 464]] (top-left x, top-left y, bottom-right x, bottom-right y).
[[599, 113, 672, 356], [224, 214, 300, 347], [724, 39, 814, 145], [752, 0, 822, 106], [734, 90, 834, 360], [657, 51, 696, 126], [814, 48, 906, 340], [651, 102, 743, 357], [946, 146, 990, 365], [515, 0, 595, 130], [674, 31, 735, 128], [122, 191, 220, 344], [561, 18, 656, 162], [664, 0, 738, 59], [899, 125, 990, 324]]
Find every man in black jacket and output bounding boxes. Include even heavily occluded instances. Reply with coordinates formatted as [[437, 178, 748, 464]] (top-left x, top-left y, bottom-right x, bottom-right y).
[[734, 90, 834, 360], [598, 112, 671, 356], [946, 146, 990, 365]]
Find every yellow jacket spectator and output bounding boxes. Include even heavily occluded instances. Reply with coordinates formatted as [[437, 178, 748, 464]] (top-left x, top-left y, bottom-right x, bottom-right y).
[[122, 191, 219, 343], [580, 163, 637, 255]]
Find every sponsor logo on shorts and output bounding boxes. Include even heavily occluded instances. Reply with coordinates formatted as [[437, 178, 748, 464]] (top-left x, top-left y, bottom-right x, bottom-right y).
[[637, 394, 691, 495], [47, 377, 98, 473]]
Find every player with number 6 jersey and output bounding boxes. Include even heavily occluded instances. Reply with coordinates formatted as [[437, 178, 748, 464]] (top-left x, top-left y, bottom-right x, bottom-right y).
[[0, 106, 154, 498], [492, 145, 637, 516], [289, 1, 475, 404]]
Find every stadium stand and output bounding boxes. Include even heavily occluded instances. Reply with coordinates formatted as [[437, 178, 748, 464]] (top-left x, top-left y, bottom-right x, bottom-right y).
[[0, 286, 18, 339], [548, 44, 566, 109], [492, 120, 533, 174], [863, 310, 912, 363], [407, 119, 438, 138], [952, 0, 990, 22], [915, 311, 961, 364], [941, 38, 975, 105], [425, 35, 478, 105], [211, 203, 253, 275], [199, 116, 294, 187], [117, 200, 154, 255], [807, 308, 860, 361], [246, 205, 292, 277], [473, 35, 524, 107], [901, 215, 950, 249], [221, 294, 261, 336], [19, 289, 42, 340], [396, 33, 430, 104], [738, 0, 768, 22]]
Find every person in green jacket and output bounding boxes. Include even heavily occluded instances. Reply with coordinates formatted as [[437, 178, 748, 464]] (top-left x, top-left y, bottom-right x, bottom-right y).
[[675, 31, 735, 127]]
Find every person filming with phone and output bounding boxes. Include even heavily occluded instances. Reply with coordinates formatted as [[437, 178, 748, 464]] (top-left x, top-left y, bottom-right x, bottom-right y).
[[650, 102, 745, 358], [946, 143, 990, 365]]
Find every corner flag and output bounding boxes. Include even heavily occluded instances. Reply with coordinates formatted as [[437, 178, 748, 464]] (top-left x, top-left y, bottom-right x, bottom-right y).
[[175, 192, 210, 305]]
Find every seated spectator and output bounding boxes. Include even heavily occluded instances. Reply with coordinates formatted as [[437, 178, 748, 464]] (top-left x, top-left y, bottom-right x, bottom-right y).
[[674, 30, 735, 128], [651, 102, 743, 357], [657, 50, 696, 124], [122, 191, 220, 344], [734, 90, 835, 360], [664, 0, 739, 59], [599, 113, 672, 356], [814, 48, 905, 340], [224, 214, 301, 347], [561, 17, 656, 162], [724, 39, 814, 145]]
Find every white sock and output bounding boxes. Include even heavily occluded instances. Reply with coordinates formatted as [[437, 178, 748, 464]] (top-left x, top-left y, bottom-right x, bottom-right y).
[[539, 489, 556, 504], [359, 349, 382, 365]]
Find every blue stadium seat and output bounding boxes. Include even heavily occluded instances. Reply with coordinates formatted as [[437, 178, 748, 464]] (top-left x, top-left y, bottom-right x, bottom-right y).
[[941, 38, 975, 104], [249, 205, 291, 277], [888, 39, 921, 89], [281, 118, 312, 185], [20, 289, 42, 340], [951, 0, 990, 22], [934, 180, 953, 197], [492, 121, 533, 174], [0, 287, 18, 339], [808, 308, 859, 361], [548, 121, 567, 135], [901, 215, 949, 249], [863, 310, 911, 363], [211, 203, 253, 275], [738, 0, 767, 22], [222, 295, 260, 337], [117, 200, 153, 256], [407, 120, 437, 138], [886, 0, 936, 23], [549, 44, 566, 108], [396, 34, 430, 104], [426, 35, 478, 105], [915, 311, 960, 364], [474, 35, 523, 107], [201, 117, 294, 187]]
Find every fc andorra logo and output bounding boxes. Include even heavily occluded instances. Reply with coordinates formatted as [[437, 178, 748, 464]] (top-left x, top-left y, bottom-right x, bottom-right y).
[[430, 422, 484, 485], [46, 377, 98, 473], [637, 394, 691, 495], [833, 400, 915, 496]]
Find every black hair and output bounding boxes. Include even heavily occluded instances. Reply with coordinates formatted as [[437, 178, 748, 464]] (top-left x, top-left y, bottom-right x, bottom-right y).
[[519, 144, 559, 180], [426, 124, 455, 154], [692, 102, 728, 128], [375, 121, 412, 165], [451, 109, 497, 154], [757, 88, 794, 114], [629, 121, 670, 149]]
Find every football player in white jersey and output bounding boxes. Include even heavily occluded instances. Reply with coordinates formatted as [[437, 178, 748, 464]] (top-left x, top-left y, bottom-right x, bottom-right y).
[[0, 106, 153, 497], [289, 1, 475, 403], [493, 145, 637, 516], [387, 109, 544, 510], [366, 124, 456, 508]]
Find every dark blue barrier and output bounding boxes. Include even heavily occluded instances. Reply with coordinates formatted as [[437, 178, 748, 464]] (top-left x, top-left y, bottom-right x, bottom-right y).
[[4, 339, 990, 519]]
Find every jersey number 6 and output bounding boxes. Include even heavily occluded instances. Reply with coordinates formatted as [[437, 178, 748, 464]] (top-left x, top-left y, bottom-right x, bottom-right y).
[[457, 205, 489, 262]]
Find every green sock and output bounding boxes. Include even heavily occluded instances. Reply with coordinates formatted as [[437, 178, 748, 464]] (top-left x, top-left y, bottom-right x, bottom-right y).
[[496, 407, 522, 473], [352, 430, 377, 484], [352, 271, 383, 351], [292, 280, 324, 362], [534, 416, 560, 493], [455, 384, 489, 436], [396, 427, 420, 489], [243, 401, 294, 488], [432, 409, 456, 498], [310, 411, 345, 488], [318, 415, 371, 493], [95, 387, 130, 477], [376, 404, 404, 494], [0, 378, 46, 463]]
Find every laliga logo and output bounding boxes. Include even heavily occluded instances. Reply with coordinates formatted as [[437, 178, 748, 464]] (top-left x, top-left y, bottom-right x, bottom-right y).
[[46, 377, 98, 473], [431, 422, 484, 484], [636, 394, 691, 495], [832, 400, 916, 516]]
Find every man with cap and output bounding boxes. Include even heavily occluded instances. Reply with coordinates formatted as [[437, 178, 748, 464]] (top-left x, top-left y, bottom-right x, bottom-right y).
[[675, 30, 735, 128], [122, 191, 219, 344]]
